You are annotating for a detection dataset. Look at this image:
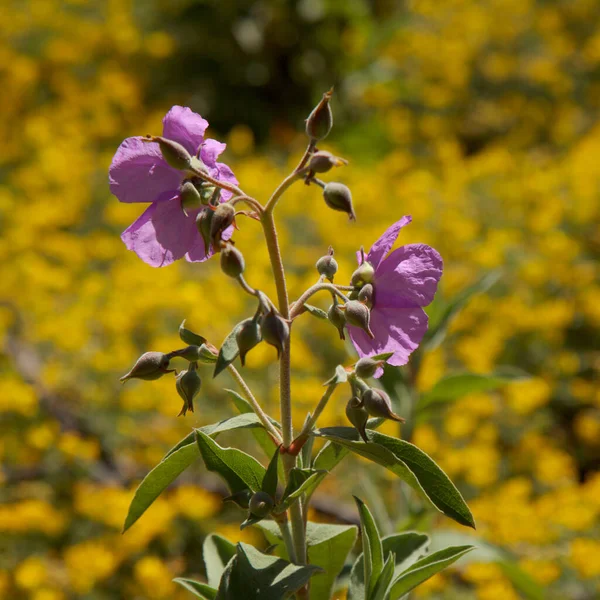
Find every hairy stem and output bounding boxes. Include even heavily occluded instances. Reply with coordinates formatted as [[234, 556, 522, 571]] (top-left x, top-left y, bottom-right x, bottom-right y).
[[189, 166, 245, 197], [227, 364, 283, 446], [276, 515, 297, 564], [290, 282, 349, 319]]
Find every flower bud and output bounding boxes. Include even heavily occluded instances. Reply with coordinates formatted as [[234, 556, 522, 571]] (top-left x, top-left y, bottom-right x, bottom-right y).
[[210, 203, 236, 248], [305, 88, 333, 141], [261, 309, 290, 359], [350, 261, 375, 287], [308, 150, 347, 174], [354, 357, 384, 379], [236, 318, 262, 366], [345, 396, 369, 443], [179, 181, 202, 216], [327, 300, 346, 340], [220, 242, 245, 278], [316, 246, 338, 282], [323, 182, 356, 221], [223, 489, 253, 509], [362, 388, 405, 422], [197, 342, 219, 364], [176, 365, 202, 416], [199, 182, 218, 205], [248, 491, 275, 518], [196, 208, 213, 254], [120, 352, 172, 383], [147, 135, 192, 170], [342, 300, 374, 339], [358, 283, 374, 309]]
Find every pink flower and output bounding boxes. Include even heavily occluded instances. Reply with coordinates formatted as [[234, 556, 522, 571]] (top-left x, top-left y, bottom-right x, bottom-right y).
[[348, 216, 443, 375], [109, 106, 238, 267]]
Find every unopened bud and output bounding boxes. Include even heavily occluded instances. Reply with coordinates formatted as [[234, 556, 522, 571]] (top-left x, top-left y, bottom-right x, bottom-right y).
[[146, 135, 192, 170], [199, 182, 218, 205], [354, 357, 384, 379], [327, 300, 346, 340], [308, 150, 347, 174], [210, 203, 236, 248], [220, 242, 245, 278], [236, 318, 262, 366], [316, 246, 338, 281], [362, 388, 404, 422], [223, 489, 253, 509], [342, 300, 374, 339], [323, 182, 356, 221], [120, 352, 172, 383], [249, 491, 275, 518], [176, 364, 202, 416], [197, 343, 219, 364], [345, 396, 369, 443], [358, 283, 374, 309], [196, 208, 213, 254], [350, 261, 375, 287], [306, 88, 333, 141], [179, 181, 202, 216], [261, 309, 290, 359]]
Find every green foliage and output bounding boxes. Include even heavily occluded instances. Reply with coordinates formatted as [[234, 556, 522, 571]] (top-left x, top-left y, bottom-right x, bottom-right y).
[[354, 497, 385, 599], [203, 534, 237, 588], [277, 468, 327, 513], [214, 323, 244, 377], [174, 578, 218, 599], [303, 303, 329, 319]]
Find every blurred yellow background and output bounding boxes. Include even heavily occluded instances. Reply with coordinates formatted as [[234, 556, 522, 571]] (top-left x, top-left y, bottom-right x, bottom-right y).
[[1, 0, 599, 598]]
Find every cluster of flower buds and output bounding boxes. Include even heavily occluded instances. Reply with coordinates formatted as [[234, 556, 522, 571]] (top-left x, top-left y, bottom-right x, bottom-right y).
[[119, 324, 219, 417]]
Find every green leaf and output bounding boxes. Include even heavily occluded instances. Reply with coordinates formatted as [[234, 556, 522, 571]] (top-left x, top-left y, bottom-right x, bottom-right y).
[[354, 497, 384, 600], [348, 532, 430, 600], [195, 431, 265, 494], [303, 303, 328, 319], [179, 319, 207, 346], [418, 370, 528, 411], [260, 521, 357, 600], [324, 364, 348, 385], [370, 352, 394, 362], [123, 443, 198, 532], [276, 468, 327, 512], [262, 448, 280, 498], [214, 323, 244, 377], [226, 389, 279, 458], [498, 560, 545, 600], [174, 578, 217, 599], [388, 545, 474, 599], [314, 428, 475, 529], [216, 543, 321, 600], [371, 552, 395, 600], [203, 534, 237, 588]]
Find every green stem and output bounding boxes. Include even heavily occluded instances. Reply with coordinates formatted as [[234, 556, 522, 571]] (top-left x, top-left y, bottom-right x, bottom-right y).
[[299, 383, 337, 436], [290, 282, 349, 319], [276, 515, 297, 564]]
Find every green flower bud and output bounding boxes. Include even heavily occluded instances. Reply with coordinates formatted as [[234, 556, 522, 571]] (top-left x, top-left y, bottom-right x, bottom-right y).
[[308, 150, 347, 174], [248, 491, 275, 518], [342, 300, 374, 339], [345, 396, 369, 443], [176, 364, 202, 416], [223, 489, 253, 509], [199, 182, 218, 205], [316, 246, 338, 281], [210, 203, 236, 248], [323, 182, 356, 221], [195, 208, 213, 255], [354, 357, 384, 379], [220, 242, 245, 278], [236, 318, 262, 366], [350, 261, 375, 287], [197, 343, 219, 364], [261, 309, 290, 359], [327, 299, 346, 340], [305, 88, 333, 141], [120, 352, 172, 383], [358, 283, 374, 309], [362, 388, 404, 422], [179, 181, 202, 216], [146, 135, 192, 170]]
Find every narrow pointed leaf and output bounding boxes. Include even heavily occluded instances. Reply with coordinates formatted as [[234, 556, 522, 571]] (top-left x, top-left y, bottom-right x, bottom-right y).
[[276, 468, 327, 512], [371, 552, 395, 600], [324, 364, 348, 385], [203, 534, 237, 588], [123, 443, 198, 532], [240, 514, 265, 530], [195, 431, 265, 494], [303, 303, 328, 319], [214, 323, 244, 377], [370, 352, 394, 361], [388, 545, 474, 599], [354, 497, 384, 600], [315, 428, 475, 529], [262, 449, 280, 497], [179, 319, 207, 346], [174, 578, 217, 599]]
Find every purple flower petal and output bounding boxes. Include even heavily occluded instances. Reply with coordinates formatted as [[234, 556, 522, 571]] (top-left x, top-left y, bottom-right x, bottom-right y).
[[357, 216, 413, 269], [162, 106, 208, 155], [201, 139, 227, 168], [374, 244, 443, 309], [109, 137, 181, 204], [121, 196, 199, 267], [215, 162, 239, 201], [348, 306, 428, 374]]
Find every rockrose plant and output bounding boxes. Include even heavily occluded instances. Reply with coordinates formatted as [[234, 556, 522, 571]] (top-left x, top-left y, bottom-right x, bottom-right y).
[[111, 91, 476, 600]]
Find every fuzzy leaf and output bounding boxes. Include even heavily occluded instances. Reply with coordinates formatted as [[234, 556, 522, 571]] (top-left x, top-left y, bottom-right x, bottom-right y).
[[179, 319, 207, 346], [276, 468, 327, 512], [370, 352, 394, 362], [324, 364, 348, 386], [303, 303, 328, 319], [174, 578, 217, 599], [214, 322, 244, 377], [354, 497, 384, 599], [371, 551, 395, 600], [261, 448, 280, 498], [203, 534, 237, 588]]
